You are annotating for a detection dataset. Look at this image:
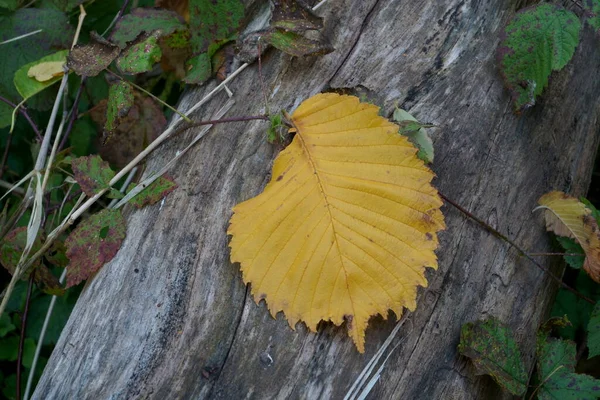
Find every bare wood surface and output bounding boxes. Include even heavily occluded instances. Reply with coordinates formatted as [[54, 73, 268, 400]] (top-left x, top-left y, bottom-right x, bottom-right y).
[[33, 0, 600, 399]]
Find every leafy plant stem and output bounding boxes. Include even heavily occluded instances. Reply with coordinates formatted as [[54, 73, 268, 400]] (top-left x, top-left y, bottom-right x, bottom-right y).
[[16, 273, 34, 400], [439, 192, 595, 304], [0, 95, 42, 141], [104, 69, 192, 123]]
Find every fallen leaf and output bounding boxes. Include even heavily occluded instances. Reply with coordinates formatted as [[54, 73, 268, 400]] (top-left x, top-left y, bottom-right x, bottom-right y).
[[535, 191, 600, 283], [116, 34, 163, 74], [110, 8, 187, 49], [67, 32, 120, 77], [27, 61, 65, 82], [458, 317, 528, 396], [105, 80, 135, 139], [127, 175, 178, 208], [65, 209, 126, 287], [228, 93, 445, 352], [271, 0, 323, 32], [393, 108, 435, 163], [237, 29, 333, 62], [71, 155, 122, 198]]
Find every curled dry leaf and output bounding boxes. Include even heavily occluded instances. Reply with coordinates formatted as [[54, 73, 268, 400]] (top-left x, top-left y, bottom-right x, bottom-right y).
[[228, 93, 445, 352], [27, 61, 65, 82], [535, 191, 600, 282]]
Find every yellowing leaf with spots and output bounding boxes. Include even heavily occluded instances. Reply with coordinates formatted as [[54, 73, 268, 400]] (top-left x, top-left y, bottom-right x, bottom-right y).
[[228, 93, 445, 352], [535, 191, 600, 283]]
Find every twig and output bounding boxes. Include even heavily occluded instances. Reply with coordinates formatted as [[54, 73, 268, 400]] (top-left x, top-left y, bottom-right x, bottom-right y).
[[59, 79, 86, 151], [0, 29, 43, 46], [0, 180, 25, 196], [16, 274, 34, 400], [71, 4, 87, 50], [528, 252, 584, 257], [101, 0, 132, 37], [439, 192, 595, 304]]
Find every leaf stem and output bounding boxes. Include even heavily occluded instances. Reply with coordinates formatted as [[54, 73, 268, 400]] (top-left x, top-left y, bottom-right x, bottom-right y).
[[0, 95, 42, 141], [439, 192, 595, 304]]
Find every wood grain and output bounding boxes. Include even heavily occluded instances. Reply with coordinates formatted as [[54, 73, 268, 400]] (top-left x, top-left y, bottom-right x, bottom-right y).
[[33, 0, 600, 398]]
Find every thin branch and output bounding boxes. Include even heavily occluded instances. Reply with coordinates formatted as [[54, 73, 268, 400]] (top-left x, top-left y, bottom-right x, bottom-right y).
[[59, 79, 86, 151], [0, 180, 25, 196], [171, 114, 269, 137], [101, 0, 132, 37], [440, 192, 595, 304], [16, 274, 34, 400], [528, 252, 584, 257]]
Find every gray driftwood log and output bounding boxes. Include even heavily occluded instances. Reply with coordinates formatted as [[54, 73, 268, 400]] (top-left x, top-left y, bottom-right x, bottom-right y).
[[33, 0, 600, 398]]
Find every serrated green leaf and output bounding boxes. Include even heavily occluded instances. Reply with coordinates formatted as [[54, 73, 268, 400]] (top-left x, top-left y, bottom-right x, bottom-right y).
[[556, 236, 585, 269], [458, 317, 527, 395], [116, 35, 162, 74], [13, 50, 68, 101], [588, 302, 600, 358], [497, 4, 581, 112], [127, 175, 177, 208], [110, 8, 187, 48], [582, 0, 600, 31], [0, 314, 15, 338], [0, 8, 73, 127], [536, 334, 600, 399], [105, 81, 134, 135], [393, 108, 435, 163], [71, 155, 116, 197], [65, 209, 126, 287]]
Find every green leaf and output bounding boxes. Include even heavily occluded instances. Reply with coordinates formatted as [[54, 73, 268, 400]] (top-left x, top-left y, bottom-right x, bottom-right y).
[[105, 81, 134, 137], [0, 227, 43, 274], [581, 197, 600, 224], [13, 50, 68, 101], [536, 334, 600, 399], [0, 8, 73, 127], [185, 0, 244, 83], [71, 155, 120, 198], [250, 29, 334, 58], [0, 0, 18, 10], [588, 302, 600, 358], [116, 35, 162, 74], [497, 4, 581, 112], [458, 317, 527, 395], [393, 108, 435, 163], [67, 32, 120, 77], [65, 208, 126, 287], [271, 0, 323, 33], [0, 336, 18, 361], [556, 236, 585, 269], [40, 0, 85, 12], [582, 0, 600, 31], [110, 8, 187, 48], [21, 338, 35, 368], [127, 175, 177, 208], [0, 314, 15, 338]]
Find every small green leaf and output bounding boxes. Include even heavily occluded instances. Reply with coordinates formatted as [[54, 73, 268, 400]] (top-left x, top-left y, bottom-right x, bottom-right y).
[[110, 8, 187, 48], [13, 50, 68, 101], [0, 227, 43, 274], [188, 0, 244, 52], [588, 302, 600, 358], [497, 4, 581, 112], [0, 336, 18, 361], [536, 333, 600, 399], [264, 29, 333, 58], [556, 236, 585, 269], [22, 338, 35, 368], [183, 53, 212, 84], [67, 32, 120, 77], [116, 35, 163, 74], [127, 175, 178, 209], [458, 317, 527, 396], [71, 155, 116, 197], [105, 81, 134, 136], [582, 0, 600, 31], [65, 209, 126, 288], [0, 314, 16, 338], [393, 108, 435, 163]]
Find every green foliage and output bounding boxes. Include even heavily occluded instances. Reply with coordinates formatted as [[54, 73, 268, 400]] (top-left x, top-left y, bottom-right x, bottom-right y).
[[116, 35, 162, 74], [71, 155, 122, 198], [588, 302, 600, 358], [582, 0, 600, 31], [458, 317, 528, 396], [105, 81, 134, 137], [0, 8, 73, 127], [127, 175, 178, 209], [536, 333, 600, 399], [64, 209, 126, 287], [393, 108, 435, 163], [497, 4, 581, 112], [556, 237, 585, 269], [110, 8, 187, 48], [13, 50, 68, 101]]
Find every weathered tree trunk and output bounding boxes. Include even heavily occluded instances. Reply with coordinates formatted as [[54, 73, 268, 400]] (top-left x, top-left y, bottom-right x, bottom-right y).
[[33, 0, 600, 399]]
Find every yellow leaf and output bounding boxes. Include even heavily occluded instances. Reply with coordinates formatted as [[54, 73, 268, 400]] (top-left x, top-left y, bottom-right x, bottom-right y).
[[536, 191, 600, 282], [228, 93, 445, 352], [27, 61, 65, 82]]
